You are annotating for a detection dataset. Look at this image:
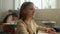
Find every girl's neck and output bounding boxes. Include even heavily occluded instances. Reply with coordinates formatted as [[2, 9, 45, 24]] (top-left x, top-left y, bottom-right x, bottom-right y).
[[24, 18, 32, 25]]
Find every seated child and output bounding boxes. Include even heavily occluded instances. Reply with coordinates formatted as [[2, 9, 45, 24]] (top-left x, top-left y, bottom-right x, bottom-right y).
[[3, 13, 18, 34]]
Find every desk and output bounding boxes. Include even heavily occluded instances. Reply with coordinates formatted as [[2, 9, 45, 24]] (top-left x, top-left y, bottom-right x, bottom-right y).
[[38, 31, 48, 34], [38, 31, 60, 34]]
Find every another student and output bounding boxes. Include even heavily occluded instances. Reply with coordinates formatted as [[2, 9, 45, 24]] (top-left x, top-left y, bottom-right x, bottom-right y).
[[3, 13, 18, 34]]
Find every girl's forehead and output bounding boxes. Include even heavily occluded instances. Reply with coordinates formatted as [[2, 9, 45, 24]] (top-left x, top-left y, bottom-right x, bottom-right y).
[[26, 4, 34, 8]]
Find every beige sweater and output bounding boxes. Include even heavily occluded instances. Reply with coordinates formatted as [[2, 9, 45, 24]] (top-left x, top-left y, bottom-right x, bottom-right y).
[[16, 19, 46, 34]]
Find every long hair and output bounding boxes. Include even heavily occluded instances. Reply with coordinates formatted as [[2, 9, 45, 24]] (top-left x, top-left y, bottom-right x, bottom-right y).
[[19, 2, 33, 21], [3, 13, 18, 23]]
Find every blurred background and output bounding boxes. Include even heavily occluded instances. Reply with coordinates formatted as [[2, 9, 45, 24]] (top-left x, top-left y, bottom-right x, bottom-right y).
[[0, 0, 60, 27]]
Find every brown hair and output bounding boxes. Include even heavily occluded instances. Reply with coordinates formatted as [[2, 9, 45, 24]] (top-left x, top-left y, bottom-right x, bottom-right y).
[[19, 2, 33, 21], [3, 13, 18, 23]]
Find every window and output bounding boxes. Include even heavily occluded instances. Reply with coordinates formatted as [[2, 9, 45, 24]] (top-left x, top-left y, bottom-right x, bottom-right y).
[[42, 0, 56, 9], [15, 0, 56, 10]]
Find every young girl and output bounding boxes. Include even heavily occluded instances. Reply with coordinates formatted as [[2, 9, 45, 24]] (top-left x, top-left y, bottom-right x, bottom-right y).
[[16, 2, 56, 34], [3, 13, 18, 34]]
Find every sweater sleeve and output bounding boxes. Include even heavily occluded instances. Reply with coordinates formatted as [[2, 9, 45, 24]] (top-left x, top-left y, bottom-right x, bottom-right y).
[[33, 20, 46, 31]]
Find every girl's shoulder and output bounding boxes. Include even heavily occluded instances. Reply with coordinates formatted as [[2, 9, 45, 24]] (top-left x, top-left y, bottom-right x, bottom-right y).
[[17, 19, 24, 25], [17, 19, 24, 23]]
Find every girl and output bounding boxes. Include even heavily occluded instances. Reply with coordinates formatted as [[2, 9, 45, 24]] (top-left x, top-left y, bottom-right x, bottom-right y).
[[3, 13, 18, 34], [16, 2, 56, 34]]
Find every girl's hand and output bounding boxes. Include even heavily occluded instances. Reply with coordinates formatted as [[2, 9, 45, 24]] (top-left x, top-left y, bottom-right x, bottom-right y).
[[45, 28, 56, 34]]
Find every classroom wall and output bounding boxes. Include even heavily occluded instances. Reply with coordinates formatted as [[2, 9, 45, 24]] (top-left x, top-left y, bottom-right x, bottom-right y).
[[57, 0, 60, 9], [0, 0, 14, 18], [35, 9, 60, 26]]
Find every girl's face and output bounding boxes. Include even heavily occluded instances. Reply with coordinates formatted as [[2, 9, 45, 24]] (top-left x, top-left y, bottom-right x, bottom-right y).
[[12, 16, 17, 21], [24, 4, 35, 18]]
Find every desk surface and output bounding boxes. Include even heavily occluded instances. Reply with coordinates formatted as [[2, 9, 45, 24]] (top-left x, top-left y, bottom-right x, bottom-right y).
[[38, 31, 60, 34], [38, 31, 48, 34]]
